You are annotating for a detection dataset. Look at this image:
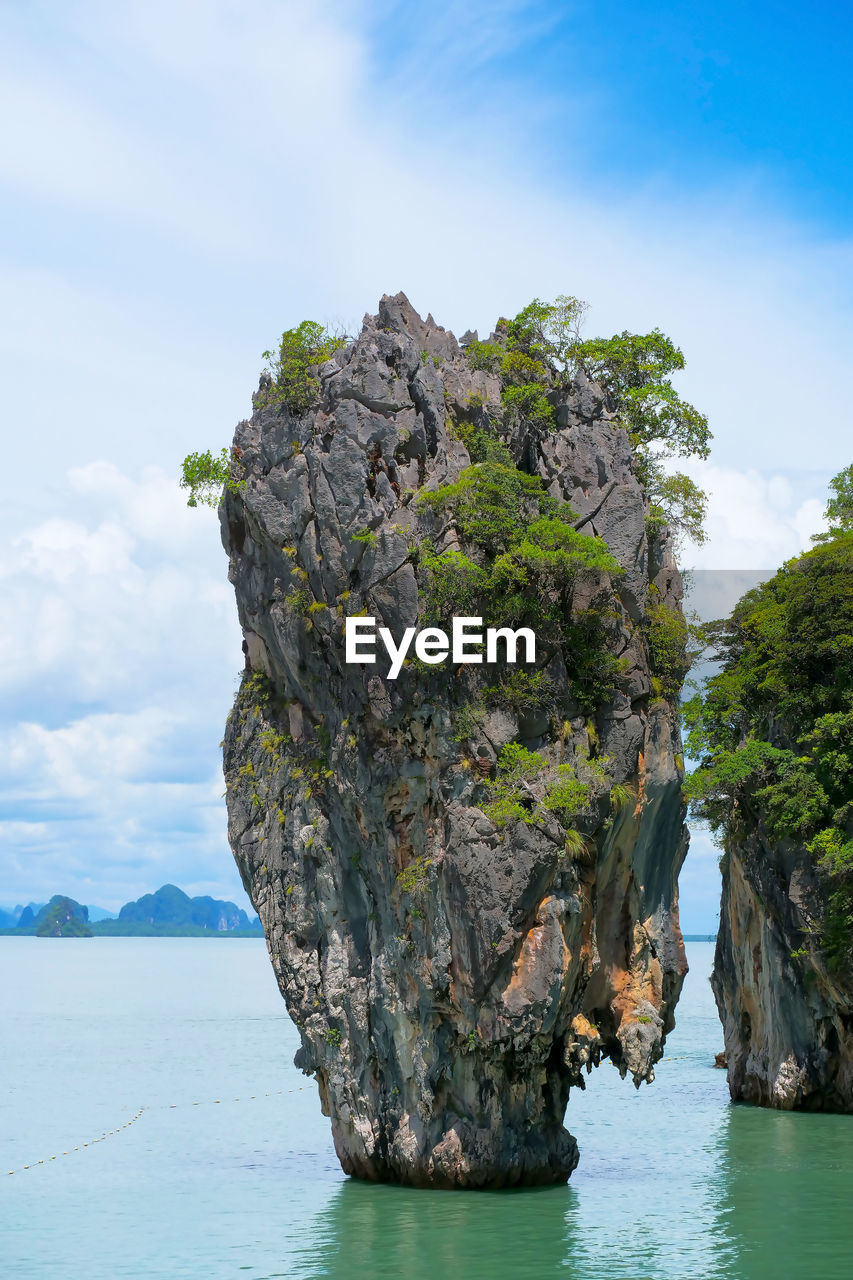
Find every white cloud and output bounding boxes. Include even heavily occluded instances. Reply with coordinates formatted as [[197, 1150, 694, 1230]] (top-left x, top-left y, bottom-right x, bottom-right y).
[[0, 463, 237, 701], [792, 497, 827, 547], [0, 462, 242, 908], [13, 517, 135, 581], [681, 462, 832, 569]]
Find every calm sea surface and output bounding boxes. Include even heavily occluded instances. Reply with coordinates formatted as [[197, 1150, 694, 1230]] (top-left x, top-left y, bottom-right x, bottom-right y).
[[2, 939, 852, 1279]]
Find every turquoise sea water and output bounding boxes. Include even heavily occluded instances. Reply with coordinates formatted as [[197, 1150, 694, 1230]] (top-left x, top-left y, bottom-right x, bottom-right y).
[[2, 939, 852, 1279]]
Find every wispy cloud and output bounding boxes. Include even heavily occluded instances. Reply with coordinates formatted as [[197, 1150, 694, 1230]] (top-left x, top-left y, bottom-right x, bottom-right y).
[[682, 461, 831, 570]]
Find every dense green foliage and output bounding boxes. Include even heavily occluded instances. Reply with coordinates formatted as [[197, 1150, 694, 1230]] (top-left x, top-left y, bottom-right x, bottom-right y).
[[483, 743, 591, 831], [417, 460, 624, 715], [646, 587, 690, 702], [261, 320, 344, 413], [481, 669, 553, 713], [418, 460, 546, 553], [466, 296, 588, 433], [467, 297, 710, 543], [572, 329, 709, 458], [684, 521, 853, 970]]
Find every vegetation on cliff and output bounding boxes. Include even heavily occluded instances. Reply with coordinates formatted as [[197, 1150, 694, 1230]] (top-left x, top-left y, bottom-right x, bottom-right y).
[[684, 466, 853, 971], [181, 296, 710, 545], [463, 296, 710, 543], [180, 298, 701, 784], [416, 449, 625, 717]]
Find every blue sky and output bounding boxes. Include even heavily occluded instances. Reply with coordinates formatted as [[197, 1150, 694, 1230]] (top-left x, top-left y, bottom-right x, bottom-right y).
[[374, 1, 853, 225], [1, 0, 851, 928]]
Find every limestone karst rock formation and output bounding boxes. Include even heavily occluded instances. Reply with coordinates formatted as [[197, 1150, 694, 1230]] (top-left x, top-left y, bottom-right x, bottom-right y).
[[713, 834, 853, 1110], [221, 294, 689, 1187]]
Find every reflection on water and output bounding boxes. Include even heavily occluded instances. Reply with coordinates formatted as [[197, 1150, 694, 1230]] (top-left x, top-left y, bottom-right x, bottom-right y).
[[299, 1077, 736, 1280], [298, 1091, 853, 1280], [3, 940, 853, 1280], [719, 1104, 853, 1280], [302, 1180, 575, 1280]]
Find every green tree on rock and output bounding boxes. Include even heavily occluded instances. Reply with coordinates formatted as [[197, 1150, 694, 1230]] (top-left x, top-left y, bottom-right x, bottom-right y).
[[812, 463, 853, 543], [467, 296, 710, 544]]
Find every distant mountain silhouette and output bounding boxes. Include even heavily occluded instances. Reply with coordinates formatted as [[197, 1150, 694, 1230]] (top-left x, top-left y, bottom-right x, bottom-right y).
[[117, 884, 255, 931], [15, 902, 45, 929], [2, 885, 262, 936]]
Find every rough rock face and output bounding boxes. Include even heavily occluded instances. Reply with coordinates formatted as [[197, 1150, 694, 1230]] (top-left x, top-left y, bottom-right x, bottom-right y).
[[713, 831, 853, 1110], [221, 294, 689, 1187]]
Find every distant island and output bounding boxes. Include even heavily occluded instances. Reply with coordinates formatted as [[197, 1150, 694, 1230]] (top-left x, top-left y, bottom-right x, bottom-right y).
[[0, 884, 263, 937], [34, 896, 94, 938]]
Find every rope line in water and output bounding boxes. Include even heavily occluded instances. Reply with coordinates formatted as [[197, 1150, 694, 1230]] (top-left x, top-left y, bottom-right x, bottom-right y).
[[7, 1061, 700, 1177], [155, 1085, 308, 1112], [7, 1108, 144, 1176], [6, 1087, 311, 1176]]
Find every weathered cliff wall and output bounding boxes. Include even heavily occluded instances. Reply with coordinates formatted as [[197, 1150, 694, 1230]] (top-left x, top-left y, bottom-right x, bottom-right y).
[[221, 294, 688, 1186], [713, 831, 853, 1110]]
